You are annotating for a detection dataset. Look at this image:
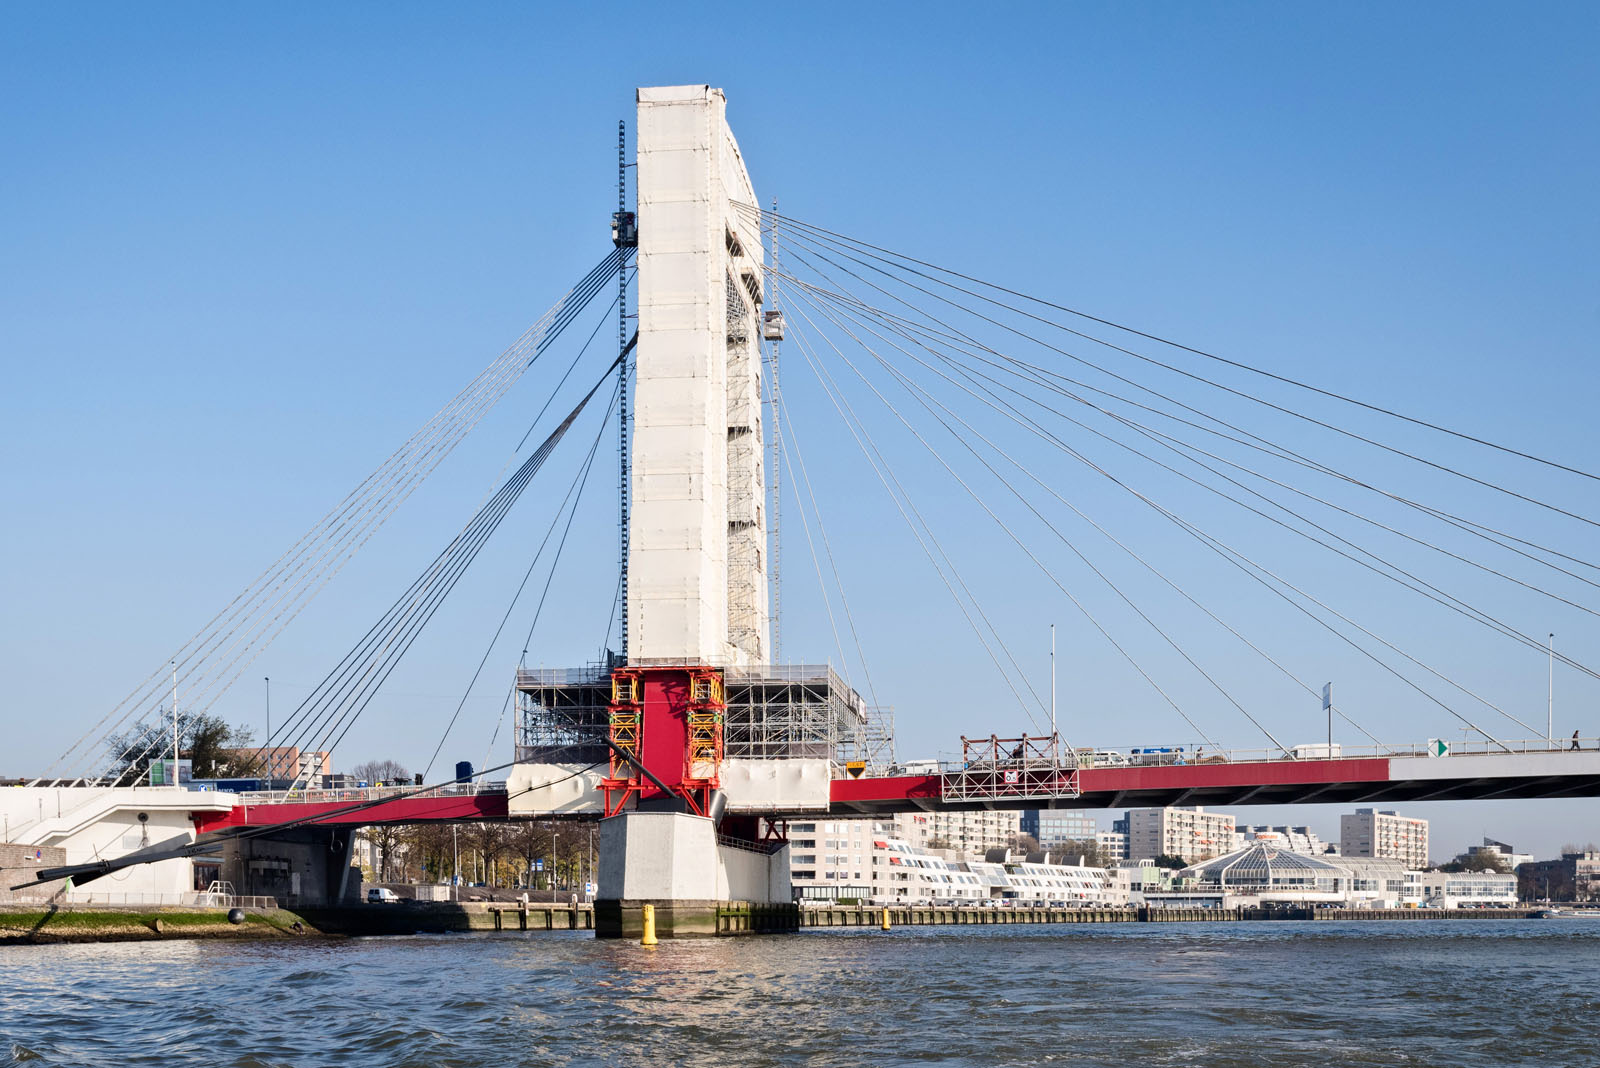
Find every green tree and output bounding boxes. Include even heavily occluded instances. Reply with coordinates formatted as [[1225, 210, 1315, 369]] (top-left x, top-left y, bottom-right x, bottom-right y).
[[1151, 854, 1189, 870], [104, 713, 261, 785]]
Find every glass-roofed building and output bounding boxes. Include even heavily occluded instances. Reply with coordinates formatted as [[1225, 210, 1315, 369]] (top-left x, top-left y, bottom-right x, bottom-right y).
[[1187, 844, 1345, 894], [1160, 843, 1421, 908]]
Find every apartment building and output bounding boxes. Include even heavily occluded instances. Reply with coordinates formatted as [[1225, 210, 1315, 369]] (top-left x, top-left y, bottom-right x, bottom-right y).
[[1340, 809, 1430, 869], [1126, 807, 1235, 863], [902, 809, 1021, 856], [787, 818, 895, 897], [1096, 831, 1129, 862]]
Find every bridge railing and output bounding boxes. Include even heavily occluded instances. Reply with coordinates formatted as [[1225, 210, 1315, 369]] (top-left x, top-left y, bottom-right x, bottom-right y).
[[231, 781, 509, 806], [1131, 737, 1600, 766], [856, 736, 1600, 782]]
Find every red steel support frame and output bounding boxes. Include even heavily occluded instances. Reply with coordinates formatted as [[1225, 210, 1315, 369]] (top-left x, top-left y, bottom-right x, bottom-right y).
[[601, 665, 724, 819]]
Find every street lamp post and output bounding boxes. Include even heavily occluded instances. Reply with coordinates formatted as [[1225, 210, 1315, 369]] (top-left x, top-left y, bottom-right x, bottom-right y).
[[1548, 633, 1555, 748], [171, 660, 180, 789]]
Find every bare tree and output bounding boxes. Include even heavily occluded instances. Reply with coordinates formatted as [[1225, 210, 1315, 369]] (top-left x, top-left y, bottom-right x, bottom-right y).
[[466, 823, 511, 887], [351, 759, 411, 785], [1055, 838, 1106, 867], [359, 824, 409, 882]]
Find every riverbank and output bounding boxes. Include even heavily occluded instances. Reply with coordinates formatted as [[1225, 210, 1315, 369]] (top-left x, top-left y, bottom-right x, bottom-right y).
[[0, 905, 313, 944], [0, 901, 596, 945]]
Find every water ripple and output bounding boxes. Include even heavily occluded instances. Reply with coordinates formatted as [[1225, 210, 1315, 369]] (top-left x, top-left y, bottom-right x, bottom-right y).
[[3, 922, 1598, 1066]]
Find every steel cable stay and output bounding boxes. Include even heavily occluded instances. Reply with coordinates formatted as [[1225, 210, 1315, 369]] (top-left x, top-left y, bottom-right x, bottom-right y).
[[793, 280, 1554, 744], [103, 403, 599, 785], [143, 405, 562, 786], [771, 249, 1600, 679], [296, 369, 622, 769], [184, 268, 627, 735], [737, 203, 1600, 490], [770, 363, 881, 714], [84, 254, 627, 780], [783, 319, 1052, 735], [791, 291, 1256, 751], [444, 303, 632, 782], [135, 258, 624, 745], [794, 286, 1393, 750], [764, 270, 878, 707], [773, 259, 1600, 596], [812, 297, 1317, 754], [787, 287, 1527, 751], [65, 251, 627, 784], [267, 365, 620, 782], [768, 365, 859, 694], [802, 281, 1600, 688], [765, 229, 1600, 587], [59, 251, 620, 781], [794, 308, 1175, 746], [762, 225, 1600, 629], [479, 401, 630, 788], [423, 381, 620, 782]]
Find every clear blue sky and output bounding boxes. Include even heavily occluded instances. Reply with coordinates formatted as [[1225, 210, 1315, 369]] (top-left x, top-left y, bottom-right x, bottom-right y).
[[3, 2, 1598, 860]]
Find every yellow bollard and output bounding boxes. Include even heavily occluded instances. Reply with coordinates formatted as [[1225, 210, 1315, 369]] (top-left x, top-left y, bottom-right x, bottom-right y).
[[881, 906, 891, 931], [641, 903, 658, 946]]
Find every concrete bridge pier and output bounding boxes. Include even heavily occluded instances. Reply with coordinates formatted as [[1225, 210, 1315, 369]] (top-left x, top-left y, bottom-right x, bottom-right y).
[[220, 826, 360, 907], [594, 811, 791, 938]]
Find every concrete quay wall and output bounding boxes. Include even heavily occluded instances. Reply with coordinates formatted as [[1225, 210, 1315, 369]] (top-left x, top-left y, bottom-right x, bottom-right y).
[[301, 901, 595, 935], [801, 905, 1544, 928]]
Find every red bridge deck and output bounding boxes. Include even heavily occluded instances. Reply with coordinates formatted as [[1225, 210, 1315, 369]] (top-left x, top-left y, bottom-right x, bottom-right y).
[[194, 749, 1600, 832]]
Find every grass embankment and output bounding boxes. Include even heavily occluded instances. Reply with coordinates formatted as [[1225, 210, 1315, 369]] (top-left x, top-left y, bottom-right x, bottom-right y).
[[0, 907, 318, 944]]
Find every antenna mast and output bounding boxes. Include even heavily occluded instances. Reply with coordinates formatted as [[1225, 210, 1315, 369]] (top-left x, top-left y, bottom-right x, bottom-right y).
[[617, 119, 631, 662], [767, 197, 782, 662]]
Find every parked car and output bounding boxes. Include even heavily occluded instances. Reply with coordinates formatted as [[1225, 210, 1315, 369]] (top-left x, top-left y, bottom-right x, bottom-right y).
[[1129, 746, 1187, 766], [1072, 748, 1130, 768], [368, 887, 400, 904]]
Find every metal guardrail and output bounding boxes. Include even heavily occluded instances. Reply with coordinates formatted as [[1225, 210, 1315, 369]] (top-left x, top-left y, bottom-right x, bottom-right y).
[[904, 736, 1600, 778], [58, 890, 278, 908], [716, 833, 786, 856], [1096, 737, 1600, 765], [233, 782, 509, 806]]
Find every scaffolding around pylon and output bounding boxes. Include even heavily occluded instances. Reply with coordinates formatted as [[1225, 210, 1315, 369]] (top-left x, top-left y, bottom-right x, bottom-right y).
[[516, 661, 874, 776]]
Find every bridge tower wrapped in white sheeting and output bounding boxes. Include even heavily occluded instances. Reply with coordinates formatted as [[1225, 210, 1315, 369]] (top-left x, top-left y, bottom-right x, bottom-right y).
[[630, 85, 770, 668]]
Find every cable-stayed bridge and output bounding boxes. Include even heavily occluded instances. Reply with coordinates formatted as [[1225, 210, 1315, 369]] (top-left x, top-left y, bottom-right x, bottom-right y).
[[13, 85, 1600, 935]]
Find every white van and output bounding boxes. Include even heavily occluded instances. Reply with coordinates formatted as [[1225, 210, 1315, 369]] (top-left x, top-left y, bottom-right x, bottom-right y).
[[367, 887, 400, 904]]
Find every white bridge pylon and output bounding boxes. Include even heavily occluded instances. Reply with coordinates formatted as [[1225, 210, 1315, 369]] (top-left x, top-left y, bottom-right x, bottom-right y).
[[630, 84, 771, 668], [509, 86, 854, 935]]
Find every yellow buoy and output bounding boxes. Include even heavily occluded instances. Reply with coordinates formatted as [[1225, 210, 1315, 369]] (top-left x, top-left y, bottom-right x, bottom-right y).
[[881, 906, 891, 931], [641, 903, 658, 946]]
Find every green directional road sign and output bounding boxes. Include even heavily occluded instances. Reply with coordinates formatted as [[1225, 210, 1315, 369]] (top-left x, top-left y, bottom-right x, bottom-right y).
[[1428, 738, 1450, 758]]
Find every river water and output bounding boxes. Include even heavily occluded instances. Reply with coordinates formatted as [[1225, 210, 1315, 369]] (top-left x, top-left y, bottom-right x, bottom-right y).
[[2, 921, 1597, 1066]]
